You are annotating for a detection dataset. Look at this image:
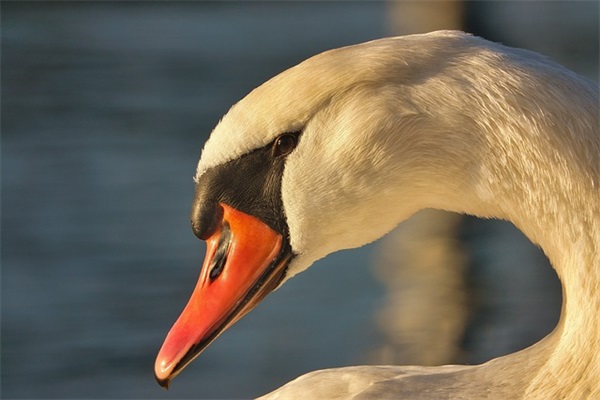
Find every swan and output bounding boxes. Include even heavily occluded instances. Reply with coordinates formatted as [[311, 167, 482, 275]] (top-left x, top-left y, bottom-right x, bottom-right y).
[[154, 31, 599, 399]]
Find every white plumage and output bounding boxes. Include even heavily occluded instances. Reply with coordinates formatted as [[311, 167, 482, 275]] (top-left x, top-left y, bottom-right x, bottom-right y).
[[196, 31, 599, 399]]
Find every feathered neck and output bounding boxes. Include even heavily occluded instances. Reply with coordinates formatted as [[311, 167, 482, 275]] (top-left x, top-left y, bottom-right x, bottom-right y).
[[417, 47, 600, 396]]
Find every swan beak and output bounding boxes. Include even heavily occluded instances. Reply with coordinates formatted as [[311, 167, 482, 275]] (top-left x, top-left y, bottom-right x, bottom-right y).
[[154, 204, 291, 388]]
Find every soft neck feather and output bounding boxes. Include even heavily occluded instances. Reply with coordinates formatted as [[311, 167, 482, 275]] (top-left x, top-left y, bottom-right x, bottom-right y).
[[277, 32, 599, 397], [454, 70, 600, 397], [380, 44, 600, 397]]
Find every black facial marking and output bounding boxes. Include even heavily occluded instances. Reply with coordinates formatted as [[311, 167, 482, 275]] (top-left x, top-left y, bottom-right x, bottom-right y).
[[191, 131, 301, 237], [191, 201, 223, 240]]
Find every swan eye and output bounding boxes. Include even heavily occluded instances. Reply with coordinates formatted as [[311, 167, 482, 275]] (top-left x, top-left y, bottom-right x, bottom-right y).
[[272, 133, 298, 157]]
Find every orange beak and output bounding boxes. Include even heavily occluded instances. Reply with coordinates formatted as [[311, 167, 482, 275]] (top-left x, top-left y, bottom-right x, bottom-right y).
[[154, 203, 291, 388]]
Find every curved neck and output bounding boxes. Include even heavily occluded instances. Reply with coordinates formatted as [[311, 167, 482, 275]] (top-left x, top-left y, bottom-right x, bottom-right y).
[[520, 200, 600, 397], [407, 69, 600, 396]]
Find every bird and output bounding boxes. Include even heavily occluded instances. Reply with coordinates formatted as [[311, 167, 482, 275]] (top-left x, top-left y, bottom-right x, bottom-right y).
[[154, 31, 599, 399]]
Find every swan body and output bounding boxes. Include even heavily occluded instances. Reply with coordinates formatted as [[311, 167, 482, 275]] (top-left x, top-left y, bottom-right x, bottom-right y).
[[155, 31, 599, 399]]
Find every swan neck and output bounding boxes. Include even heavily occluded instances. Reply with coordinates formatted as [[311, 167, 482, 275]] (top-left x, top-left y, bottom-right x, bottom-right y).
[[394, 66, 600, 395], [460, 89, 600, 396]]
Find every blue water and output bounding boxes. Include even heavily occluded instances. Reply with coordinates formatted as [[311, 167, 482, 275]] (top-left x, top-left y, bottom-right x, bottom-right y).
[[1, 2, 596, 399]]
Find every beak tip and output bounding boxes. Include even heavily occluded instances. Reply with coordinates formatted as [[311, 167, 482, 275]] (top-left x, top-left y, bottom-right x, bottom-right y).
[[155, 372, 171, 390], [154, 356, 174, 389]]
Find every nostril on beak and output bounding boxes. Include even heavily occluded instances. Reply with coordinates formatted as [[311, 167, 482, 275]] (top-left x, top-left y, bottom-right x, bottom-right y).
[[208, 221, 231, 281]]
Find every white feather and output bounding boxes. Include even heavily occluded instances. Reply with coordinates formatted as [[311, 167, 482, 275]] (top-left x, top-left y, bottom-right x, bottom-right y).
[[197, 31, 599, 399]]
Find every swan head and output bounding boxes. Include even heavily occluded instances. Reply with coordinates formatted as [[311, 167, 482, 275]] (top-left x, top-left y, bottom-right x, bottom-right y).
[[154, 31, 508, 387]]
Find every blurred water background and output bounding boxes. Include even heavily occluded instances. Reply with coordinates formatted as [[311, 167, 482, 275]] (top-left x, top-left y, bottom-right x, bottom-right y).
[[2, 2, 598, 399]]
